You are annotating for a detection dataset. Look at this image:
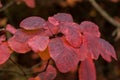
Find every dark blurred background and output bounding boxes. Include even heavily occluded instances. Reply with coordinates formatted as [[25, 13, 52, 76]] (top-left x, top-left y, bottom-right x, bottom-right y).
[[0, 0, 120, 80]]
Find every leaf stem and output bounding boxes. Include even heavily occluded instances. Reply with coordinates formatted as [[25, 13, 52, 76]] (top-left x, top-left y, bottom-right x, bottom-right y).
[[0, 69, 23, 76]]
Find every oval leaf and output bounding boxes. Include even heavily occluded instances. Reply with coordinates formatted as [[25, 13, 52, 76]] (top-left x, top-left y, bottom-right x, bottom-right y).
[[20, 17, 46, 30], [79, 58, 96, 80], [53, 13, 73, 22], [49, 38, 79, 73], [79, 21, 100, 37]]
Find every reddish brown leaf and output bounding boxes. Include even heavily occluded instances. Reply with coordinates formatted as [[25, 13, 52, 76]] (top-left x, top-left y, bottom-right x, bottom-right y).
[[49, 38, 79, 73], [20, 17, 46, 30], [28, 35, 49, 52], [53, 13, 73, 22], [0, 42, 12, 65], [79, 58, 96, 80], [0, 1, 2, 8], [79, 21, 100, 37], [38, 65, 57, 80], [23, 0, 35, 8], [59, 23, 82, 47], [38, 48, 51, 61], [6, 24, 17, 34]]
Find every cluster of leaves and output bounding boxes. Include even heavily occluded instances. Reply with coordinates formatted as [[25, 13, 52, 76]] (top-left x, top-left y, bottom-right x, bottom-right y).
[[0, 13, 117, 80]]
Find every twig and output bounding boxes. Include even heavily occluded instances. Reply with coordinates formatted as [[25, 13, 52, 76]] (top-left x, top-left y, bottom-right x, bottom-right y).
[[88, 0, 120, 28], [0, 0, 15, 12], [9, 57, 28, 80], [0, 69, 23, 76]]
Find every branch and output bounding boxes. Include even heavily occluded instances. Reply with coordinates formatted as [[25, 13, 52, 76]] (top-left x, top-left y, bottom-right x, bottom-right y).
[[0, 0, 15, 12], [9, 57, 28, 80], [88, 0, 120, 28], [0, 69, 23, 76]]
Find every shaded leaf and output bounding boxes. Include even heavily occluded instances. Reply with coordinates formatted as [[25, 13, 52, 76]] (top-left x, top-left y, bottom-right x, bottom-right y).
[[0, 35, 6, 43], [38, 65, 57, 80], [28, 35, 49, 52], [79, 58, 96, 80], [23, 0, 36, 8], [20, 17, 46, 30], [38, 48, 51, 61], [49, 38, 79, 73]]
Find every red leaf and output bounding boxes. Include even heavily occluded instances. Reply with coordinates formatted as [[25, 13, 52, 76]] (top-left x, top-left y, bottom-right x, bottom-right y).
[[44, 22, 59, 35], [28, 35, 49, 52], [79, 21, 100, 37], [8, 36, 31, 53], [84, 34, 100, 60], [98, 39, 117, 62], [6, 24, 17, 34], [20, 17, 46, 30], [48, 17, 59, 26], [49, 38, 79, 73], [0, 1, 2, 8], [0, 42, 12, 65], [38, 65, 57, 80], [8, 29, 42, 53], [53, 13, 73, 22], [75, 41, 88, 61], [59, 23, 82, 47], [23, 0, 35, 8], [79, 58, 96, 80]]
